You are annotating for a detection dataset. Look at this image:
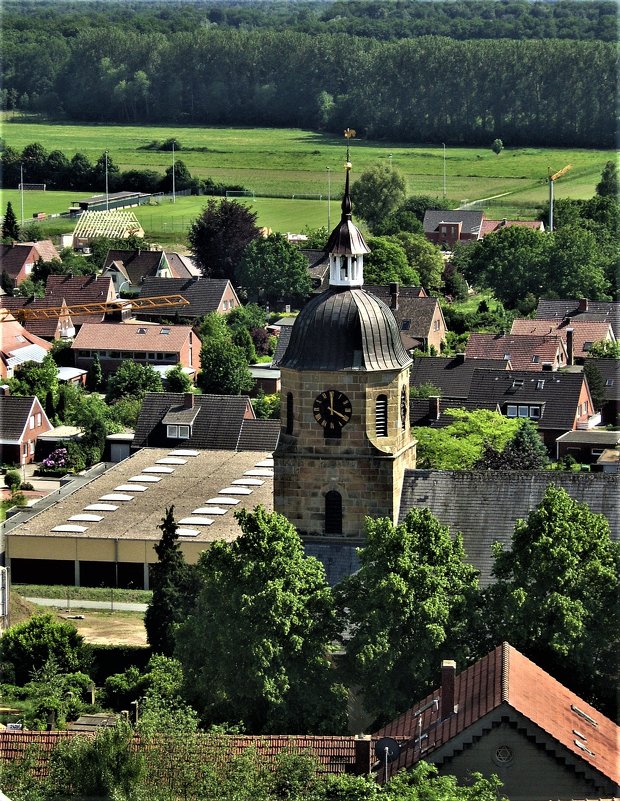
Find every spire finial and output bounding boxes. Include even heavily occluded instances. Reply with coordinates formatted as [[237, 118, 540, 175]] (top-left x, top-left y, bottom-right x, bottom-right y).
[[342, 128, 356, 220]]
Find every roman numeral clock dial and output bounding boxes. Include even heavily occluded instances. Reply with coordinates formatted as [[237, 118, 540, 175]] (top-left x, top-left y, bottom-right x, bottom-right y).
[[313, 390, 352, 432]]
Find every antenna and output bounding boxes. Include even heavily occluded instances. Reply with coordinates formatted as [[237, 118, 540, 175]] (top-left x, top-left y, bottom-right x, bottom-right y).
[[374, 736, 401, 783]]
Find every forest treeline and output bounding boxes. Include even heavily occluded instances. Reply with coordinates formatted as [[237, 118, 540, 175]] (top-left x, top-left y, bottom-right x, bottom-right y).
[[3, 5, 617, 146]]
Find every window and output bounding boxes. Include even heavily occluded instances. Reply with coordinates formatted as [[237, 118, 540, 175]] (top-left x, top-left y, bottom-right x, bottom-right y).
[[504, 353, 511, 361], [583, 341, 593, 352], [605, 378, 614, 386], [134, 352, 146, 360], [160, 328, 170, 335], [23, 443, 28, 456], [29, 440, 35, 454], [325, 491, 342, 534], [434, 319, 440, 331], [79, 350, 90, 357], [110, 351, 120, 359], [36, 413, 41, 426], [529, 406, 541, 419], [536, 379, 545, 390], [583, 400, 588, 415], [137, 327, 148, 335], [178, 425, 190, 439], [507, 405, 518, 417], [375, 395, 388, 437], [512, 379, 523, 388], [167, 425, 178, 438], [29, 415, 35, 429], [401, 320, 411, 331], [518, 405, 529, 417], [591, 448, 604, 457], [286, 393, 293, 435], [532, 355, 540, 364]]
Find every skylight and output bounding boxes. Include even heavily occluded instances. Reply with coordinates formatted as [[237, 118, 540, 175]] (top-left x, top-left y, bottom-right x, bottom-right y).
[[137, 327, 148, 334]]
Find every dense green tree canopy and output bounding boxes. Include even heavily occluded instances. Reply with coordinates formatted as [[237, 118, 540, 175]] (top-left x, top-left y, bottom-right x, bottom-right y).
[[237, 232, 311, 305], [350, 165, 407, 232], [198, 338, 253, 396], [188, 199, 260, 282], [337, 510, 479, 724], [175, 506, 347, 733], [105, 361, 163, 403], [474, 419, 549, 470], [485, 485, 619, 715], [364, 237, 419, 286], [392, 232, 444, 292], [7, 354, 59, 405]]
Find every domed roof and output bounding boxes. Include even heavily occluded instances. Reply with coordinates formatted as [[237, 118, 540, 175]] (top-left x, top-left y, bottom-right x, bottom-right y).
[[279, 287, 411, 372]]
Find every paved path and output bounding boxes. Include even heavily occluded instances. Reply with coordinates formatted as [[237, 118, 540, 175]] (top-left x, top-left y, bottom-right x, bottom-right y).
[[25, 597, 147, 613]]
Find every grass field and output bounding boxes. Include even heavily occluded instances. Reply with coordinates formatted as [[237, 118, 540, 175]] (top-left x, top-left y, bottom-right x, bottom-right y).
[[2, 118, 613, 239]]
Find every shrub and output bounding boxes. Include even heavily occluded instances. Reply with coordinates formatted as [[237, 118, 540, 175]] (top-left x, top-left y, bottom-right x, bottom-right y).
[[4, 469, 21, 490]]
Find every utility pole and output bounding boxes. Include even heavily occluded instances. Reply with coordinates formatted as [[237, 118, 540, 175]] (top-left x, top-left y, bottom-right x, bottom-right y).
[[20, 164, 24, 225], [104, 150, 109, 211], [326, 167, 331, 230], [172, 141, 176, 204], [548, 164, 572, 233]]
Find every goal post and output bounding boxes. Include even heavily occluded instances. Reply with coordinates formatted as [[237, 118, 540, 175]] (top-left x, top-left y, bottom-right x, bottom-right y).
[[18, 183, 46, 191], [225, 189, 255, 201], [291, 193, 323, 201]]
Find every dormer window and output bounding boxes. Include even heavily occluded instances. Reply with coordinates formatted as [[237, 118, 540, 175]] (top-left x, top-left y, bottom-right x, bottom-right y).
[[167, 424, 190, 439]]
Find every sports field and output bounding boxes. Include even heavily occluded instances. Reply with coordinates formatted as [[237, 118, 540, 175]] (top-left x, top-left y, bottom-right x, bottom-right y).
[[2, 118, 613, 239]]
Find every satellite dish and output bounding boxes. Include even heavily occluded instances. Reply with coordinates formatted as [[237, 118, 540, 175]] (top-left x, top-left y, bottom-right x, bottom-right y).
[[375, 736, 401, 764]]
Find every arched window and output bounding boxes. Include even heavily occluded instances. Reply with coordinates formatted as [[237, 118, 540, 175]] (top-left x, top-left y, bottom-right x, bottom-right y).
[[325, 491, 342, 534], [286, 392, 293, 435], [376, 394, 388, 437]]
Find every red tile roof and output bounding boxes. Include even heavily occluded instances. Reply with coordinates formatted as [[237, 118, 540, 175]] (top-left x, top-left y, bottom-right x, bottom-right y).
[[511, 319, 614, 359], [466, 332, 566, 370], [375, 643, 619, 786], [480, 219, 544, 236], [24, 240, 61, 263], [0, 243, 38, 281], [71, 321, 192, 352]]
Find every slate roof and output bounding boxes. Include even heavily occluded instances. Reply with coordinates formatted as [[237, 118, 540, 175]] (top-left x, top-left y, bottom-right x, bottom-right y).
[[535, 299, 620, 338], [409, 356, 509, 399], [0, 243, 37, 280], [300, 249, 330, 292], [0, 731, 366, 778], [133, 392, 279, 452], [0, 396, 40, 441], [271, 326, 293, 367], [102, 249, 166, 286], [375, 642, 619, 789], [280, 288, 411, 372], [466, 332, 566, 371], [467, 368, 588, 431], [71, 322, 192, 352], [139, 277, 234, 319], [364, 287, 441, 341], [398, 470, 618, 585], [423, 210, 484, 237], [590, 359, 620, 402], [511, 318, 615, 360]]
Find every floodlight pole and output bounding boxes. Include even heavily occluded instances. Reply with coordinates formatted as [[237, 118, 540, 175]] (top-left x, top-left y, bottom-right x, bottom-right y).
[[172, 142, 176, 204], [20, 164, 24, 225], [442, 143, 446, 198], [104, 150, 109, 211], [327, 167, 331, 230]]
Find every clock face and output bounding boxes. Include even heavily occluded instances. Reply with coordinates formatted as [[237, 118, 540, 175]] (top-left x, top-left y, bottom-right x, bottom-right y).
[[401, 386, 408, 427], [313, 390, 352, 432]]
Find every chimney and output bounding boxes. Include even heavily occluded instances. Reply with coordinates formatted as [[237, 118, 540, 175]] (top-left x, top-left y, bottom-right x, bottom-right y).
[[440, 660, 456, 720], [353, 735, 372, 775], [0, 385, 10, 397], [183, 392, 194, 409], [578, 298, 589, 312], [566, 327, 574, 366], [389, 282, 399, 311], [429, 395, 440, 420]]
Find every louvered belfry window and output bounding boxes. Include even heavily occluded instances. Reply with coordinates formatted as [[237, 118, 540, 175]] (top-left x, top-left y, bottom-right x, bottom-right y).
[[376, 394, 388, 437], [286, 392, 294, 435], [325, 491, 342, 534]]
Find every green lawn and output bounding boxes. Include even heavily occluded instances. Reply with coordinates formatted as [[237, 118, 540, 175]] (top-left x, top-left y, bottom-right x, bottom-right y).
[[3, 118, 610, 203]]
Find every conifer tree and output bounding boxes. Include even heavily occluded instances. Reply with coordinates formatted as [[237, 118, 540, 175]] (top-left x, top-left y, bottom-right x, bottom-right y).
[[2, 201, 20, 240]]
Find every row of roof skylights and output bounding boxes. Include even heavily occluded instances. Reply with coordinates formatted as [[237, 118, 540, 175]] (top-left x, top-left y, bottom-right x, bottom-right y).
[[50, 452, 274, 537]]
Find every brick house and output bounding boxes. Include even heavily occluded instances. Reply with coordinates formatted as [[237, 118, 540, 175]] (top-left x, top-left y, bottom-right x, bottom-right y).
[[374, 643, 619, 800], [535, 297, 620, 339], [423, 210, 484, 247], [511, 318, 615, 365], [101, 249, 173, 294], [365, 284, 447, 353], [0, 394, 53, 466], [71, 322, 200, 380], [466, 332, 568, 371], [0, 241, 61, 288], [0, 316, 52, 380]]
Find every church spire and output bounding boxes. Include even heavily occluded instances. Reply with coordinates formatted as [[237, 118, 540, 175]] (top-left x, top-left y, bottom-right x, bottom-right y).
[[325, 128, 370, 289]]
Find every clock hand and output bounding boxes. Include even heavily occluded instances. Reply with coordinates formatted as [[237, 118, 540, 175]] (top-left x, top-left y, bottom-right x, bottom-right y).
[[331, 408, 349, 421], [328, 391, 334, 414]]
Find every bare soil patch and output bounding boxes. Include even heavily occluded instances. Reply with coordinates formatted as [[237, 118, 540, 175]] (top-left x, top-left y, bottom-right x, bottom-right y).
[[59, 612, 147, 646]]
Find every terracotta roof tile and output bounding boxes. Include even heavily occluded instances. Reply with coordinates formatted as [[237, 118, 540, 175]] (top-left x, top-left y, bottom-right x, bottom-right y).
[[480, 219, 544, 236], [466, 332, 566, 371], [535, 299, 620, 339], [71, 322, 192, 352], [511, 319, 614, 360], [375, 643, 619, 787]]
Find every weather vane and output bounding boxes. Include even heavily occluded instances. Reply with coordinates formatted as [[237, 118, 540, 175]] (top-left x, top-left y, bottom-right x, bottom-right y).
[[344, 128, 356, 170]]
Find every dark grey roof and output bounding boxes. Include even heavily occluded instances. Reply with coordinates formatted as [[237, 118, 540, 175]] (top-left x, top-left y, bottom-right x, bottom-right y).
[[133, 393, 278, 452], [399, 470, 619, 585], [410, 397, 480, 427], [139, 277, 231, 319], [467, 369, 586, 431], [535, 299, 620, 338], [589, 359, 620, 402], [300, 249, 330, 292], [410, 356, 509, 399], [237, 419, 280, 451], [423, 210, 484, 236], [102, 250, 165, 286], [279, 287, 411, 372], [365, 287, 440, 340], [271, 327, 292, 367], [0, 396, 37, 440]]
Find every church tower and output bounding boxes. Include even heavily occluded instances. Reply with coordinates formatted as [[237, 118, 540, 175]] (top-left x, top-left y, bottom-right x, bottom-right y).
[[273, 148, 416, 538]]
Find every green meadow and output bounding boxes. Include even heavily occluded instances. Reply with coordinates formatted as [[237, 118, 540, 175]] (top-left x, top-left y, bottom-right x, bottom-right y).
[[2, 118, 613, 240]]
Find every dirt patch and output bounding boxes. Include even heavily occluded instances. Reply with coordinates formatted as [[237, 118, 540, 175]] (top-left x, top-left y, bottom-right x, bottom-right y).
[[59, 612, 147, 646], [9, 594, 37, 626]]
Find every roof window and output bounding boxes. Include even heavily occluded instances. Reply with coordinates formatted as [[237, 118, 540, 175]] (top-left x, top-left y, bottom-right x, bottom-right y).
[[605, 378, 614, 386], [583, 341, 593, 352], [573, 739, 596, 757], [160, 327, 170, 335], [571, 704, 598, 728], [512, 379, 524, 388], [536, 379, 545, 390], [137, 327, 148, 334], [401, 320, 411, 331]]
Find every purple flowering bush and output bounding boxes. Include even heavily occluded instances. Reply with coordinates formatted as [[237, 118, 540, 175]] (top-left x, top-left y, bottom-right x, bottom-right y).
[[41, 448, 68, 471]]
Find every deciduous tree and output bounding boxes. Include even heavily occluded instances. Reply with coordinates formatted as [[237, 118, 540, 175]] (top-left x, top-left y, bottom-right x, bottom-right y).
[[7, 354, 59, 405], [364, 237, 418, 286], [474, 419, 549, 470], [237, 232, 311, 306], [393, 232, 444, 291], [596, 159, 618, 198], [175, 506, 347, 733], [105, 361, 163, 403], [337, 510, 479, 724], [198, 338, 253, 396], [485, 485, 620, 715], [188, 199, 260, 282], [350, 164, 407, 233]]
